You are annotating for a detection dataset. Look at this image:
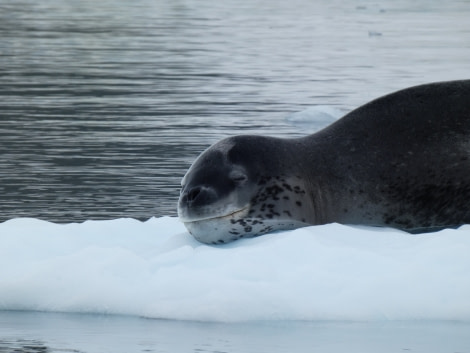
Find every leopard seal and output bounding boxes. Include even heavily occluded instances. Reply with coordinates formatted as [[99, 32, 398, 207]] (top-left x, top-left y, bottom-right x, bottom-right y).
[[178, 80, 470, 244]]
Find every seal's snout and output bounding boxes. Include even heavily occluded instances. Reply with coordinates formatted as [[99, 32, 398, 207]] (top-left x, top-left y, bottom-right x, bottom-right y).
[[178, 184, 222, 223], [180, 185, 217, 207], [186, 186, 202, 203]]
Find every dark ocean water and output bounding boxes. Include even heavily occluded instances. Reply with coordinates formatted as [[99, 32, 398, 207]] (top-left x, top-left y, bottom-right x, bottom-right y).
[[2, 0, 468, 223]]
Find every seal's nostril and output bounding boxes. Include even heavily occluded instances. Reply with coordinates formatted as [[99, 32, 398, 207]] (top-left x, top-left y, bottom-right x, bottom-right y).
[[187, 186, 202, 202]]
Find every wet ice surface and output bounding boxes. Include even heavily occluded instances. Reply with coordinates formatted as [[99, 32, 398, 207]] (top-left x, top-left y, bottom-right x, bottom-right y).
[[1, 311, 470, 353]]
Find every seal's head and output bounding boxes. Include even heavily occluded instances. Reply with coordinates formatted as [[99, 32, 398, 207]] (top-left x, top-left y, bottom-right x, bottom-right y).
[[178, 135, 313, 244]]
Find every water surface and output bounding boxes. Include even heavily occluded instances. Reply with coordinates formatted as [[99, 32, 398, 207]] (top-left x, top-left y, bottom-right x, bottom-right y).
[[1, 311, 470, 353], [1, 0, 469, 222]]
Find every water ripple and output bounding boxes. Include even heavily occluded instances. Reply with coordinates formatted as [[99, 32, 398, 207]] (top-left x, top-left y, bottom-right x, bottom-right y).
[[1, 0, 469, 222]]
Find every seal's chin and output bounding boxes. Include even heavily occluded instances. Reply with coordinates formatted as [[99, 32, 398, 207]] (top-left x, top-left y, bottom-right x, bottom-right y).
[[179, 206, 249, 224], [181, 206, 311, 245], [180, 206, 251, 244]]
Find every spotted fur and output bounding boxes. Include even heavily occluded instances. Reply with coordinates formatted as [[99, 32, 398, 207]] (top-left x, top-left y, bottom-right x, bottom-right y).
[[179, 80, 470, 244]]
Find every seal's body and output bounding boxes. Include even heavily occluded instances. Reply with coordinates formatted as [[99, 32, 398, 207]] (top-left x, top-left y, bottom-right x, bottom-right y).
[[178, 80, 470, 244]]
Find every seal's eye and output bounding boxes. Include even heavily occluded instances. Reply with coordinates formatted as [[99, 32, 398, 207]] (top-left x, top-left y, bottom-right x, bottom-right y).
[[229, 171, 247, 184]]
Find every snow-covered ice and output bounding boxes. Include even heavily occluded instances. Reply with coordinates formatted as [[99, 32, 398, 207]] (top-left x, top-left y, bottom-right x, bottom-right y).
[[286, 106, 345, 131], [1, 217, 469, 323]]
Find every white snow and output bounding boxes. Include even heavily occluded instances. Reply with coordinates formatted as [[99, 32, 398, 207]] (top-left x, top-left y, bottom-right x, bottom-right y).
[[286, 106, 345, 131], [1, 217, 470, 323]]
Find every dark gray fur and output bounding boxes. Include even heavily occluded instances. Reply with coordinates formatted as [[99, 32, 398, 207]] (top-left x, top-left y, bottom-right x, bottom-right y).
[[179, 80, 470, 243]]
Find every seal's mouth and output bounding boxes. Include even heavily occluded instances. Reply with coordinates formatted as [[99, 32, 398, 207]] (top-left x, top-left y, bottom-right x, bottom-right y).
[[179, 206, 249, 224]]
